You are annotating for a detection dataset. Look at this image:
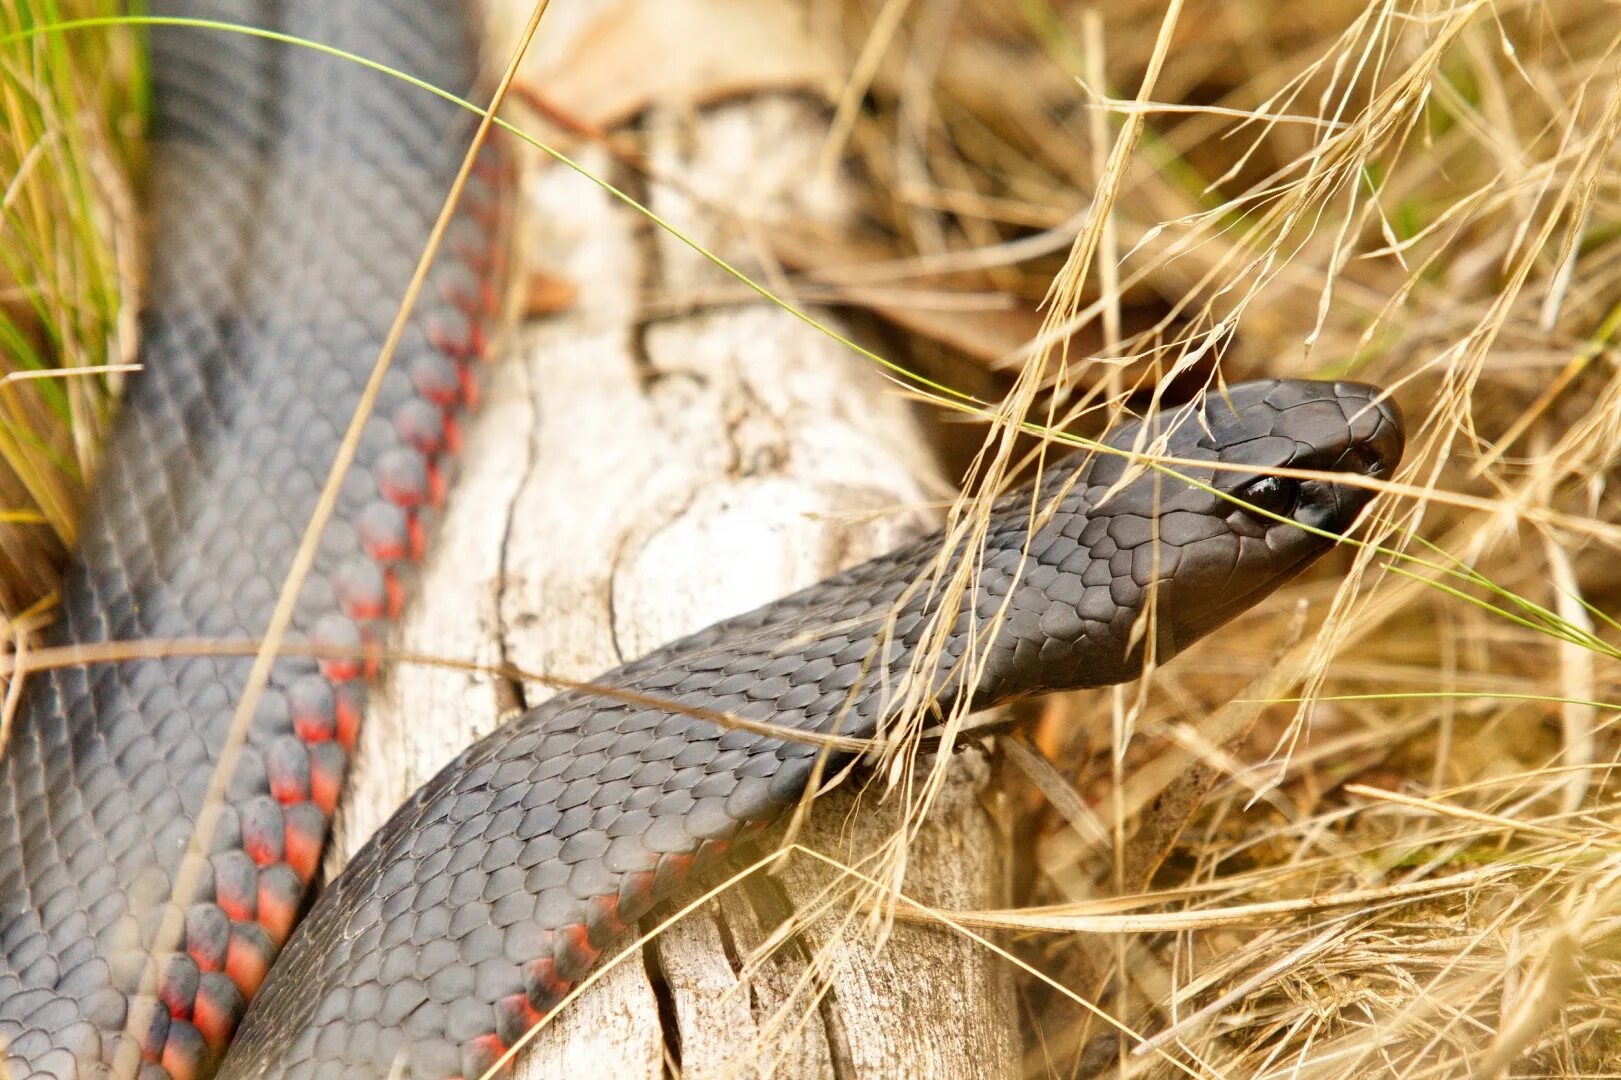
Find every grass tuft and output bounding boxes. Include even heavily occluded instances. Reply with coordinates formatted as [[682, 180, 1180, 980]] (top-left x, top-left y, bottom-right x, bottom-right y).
[[809, 0, 1621, 1074], [0, 0, 141, 620]]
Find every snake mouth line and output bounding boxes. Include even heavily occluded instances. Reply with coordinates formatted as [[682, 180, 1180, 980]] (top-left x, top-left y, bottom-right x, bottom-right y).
[[1189, 552, 1321, 634]]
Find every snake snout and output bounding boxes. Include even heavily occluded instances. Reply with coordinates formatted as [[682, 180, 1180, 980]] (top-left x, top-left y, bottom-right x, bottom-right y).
[[1319, 380, 1405, 482], [1354, 400, 1405, 481], [1135, 379, 1406, 658]]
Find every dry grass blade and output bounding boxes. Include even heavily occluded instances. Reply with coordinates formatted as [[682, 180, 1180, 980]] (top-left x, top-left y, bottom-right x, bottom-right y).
[[0, 0, 139, 619]]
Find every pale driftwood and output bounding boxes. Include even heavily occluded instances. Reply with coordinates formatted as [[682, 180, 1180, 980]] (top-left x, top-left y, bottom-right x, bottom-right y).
[[330, 7, 1018, 1076]]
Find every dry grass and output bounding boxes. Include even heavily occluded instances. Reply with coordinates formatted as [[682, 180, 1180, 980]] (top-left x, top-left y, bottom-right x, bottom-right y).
[[0, 0, 141, 621], [814, 0, 1621, 1075]]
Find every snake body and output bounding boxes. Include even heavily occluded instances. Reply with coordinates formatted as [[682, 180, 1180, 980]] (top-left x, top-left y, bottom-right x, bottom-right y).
[[0, 3, 1406, 1079], [0, 2, 502, 1076]]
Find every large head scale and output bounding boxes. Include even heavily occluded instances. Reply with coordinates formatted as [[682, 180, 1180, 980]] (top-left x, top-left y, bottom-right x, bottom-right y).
[[981, 379, 1405, 697]]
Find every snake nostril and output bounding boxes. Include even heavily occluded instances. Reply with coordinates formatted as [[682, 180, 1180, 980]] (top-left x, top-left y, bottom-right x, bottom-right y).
[[1347, 447, 1382, 478], [1367, 417, 1405, 478]]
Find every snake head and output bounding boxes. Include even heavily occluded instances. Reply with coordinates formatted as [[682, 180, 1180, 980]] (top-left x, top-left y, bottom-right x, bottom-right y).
[[983, 379, 1404, 696]]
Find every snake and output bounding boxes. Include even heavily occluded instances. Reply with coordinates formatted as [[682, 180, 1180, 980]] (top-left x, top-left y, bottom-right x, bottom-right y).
[[0, 2, 1406, 1078]]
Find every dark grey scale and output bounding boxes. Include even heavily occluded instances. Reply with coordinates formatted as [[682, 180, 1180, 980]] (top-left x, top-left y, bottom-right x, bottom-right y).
[[210, 851, 257, 914], [311, 614, 364, 664], [166, 1020, 209, 1072], [159, 954, 200, 1016], [307, 742, 347, 795], [253, 692, 295, 740], [232, 921, 274, 969], [270, 742, 315, 801], [356, 502, 411, 560], [391, 399, 450, 459], [259, 865, 302, 914], [185, 906, 231, 973], [407, 352, 463, 405], [375, 449, 432, 509], [224, 740, 271, 807], [287, 675, 337, 730], [241, 795, 287, 860]]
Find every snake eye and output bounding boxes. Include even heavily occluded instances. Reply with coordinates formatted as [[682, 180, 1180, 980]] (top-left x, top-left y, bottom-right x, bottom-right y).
[[1235, 474, 1299, 519]]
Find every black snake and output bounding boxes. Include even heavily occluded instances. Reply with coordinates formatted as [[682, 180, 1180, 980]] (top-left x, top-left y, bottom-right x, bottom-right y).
[[0, 2, 1405, 1077]]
